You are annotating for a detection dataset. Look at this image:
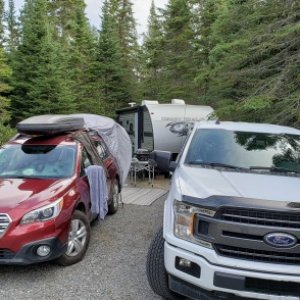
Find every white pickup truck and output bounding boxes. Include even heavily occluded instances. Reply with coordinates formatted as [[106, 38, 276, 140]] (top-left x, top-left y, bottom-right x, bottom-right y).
[[147, 121, 300, 300]]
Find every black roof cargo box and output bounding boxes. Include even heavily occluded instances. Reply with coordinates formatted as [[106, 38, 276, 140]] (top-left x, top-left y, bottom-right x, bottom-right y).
[[17, 115, 85, 135]]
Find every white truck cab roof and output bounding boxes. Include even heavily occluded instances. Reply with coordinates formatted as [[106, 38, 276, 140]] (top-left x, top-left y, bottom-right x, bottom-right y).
[[195, 121, 300, 136]]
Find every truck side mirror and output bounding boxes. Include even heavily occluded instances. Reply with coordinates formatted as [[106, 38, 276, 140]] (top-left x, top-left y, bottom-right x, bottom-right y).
[[151, 150, 172, 173], [169, 161, 178, 172]]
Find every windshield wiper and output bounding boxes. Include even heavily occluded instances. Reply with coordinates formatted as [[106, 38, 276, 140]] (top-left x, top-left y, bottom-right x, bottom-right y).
[[188, 161, 248, 170], [249, 166, 300, 174]]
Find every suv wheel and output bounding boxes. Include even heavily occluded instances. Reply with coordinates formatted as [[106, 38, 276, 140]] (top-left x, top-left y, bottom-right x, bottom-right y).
[[146, 228, 183, 300], [108, 179, 119, 214], [57, 210, 91, 266]]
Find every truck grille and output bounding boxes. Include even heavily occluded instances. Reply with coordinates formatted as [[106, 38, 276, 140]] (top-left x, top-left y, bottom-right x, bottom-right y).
[[219, 208, 300, 229], [0, 214, 11, 237], [0, 249, 14, 259], [215, 244, 300, 264]]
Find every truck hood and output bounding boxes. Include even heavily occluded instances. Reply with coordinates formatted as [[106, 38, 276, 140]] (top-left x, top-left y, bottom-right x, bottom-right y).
[[0, 178, 74, 212], [176, 165, 300, 202]]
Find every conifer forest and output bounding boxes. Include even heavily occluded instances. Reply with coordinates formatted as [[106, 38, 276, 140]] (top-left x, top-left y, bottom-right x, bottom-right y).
[[0, 0, 300, 144]]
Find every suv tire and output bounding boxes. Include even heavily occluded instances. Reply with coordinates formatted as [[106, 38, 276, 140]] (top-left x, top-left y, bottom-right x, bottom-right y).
[[57, 210, 91, 266], [146, 228, 183, 300], [108, 179, 119, 214]]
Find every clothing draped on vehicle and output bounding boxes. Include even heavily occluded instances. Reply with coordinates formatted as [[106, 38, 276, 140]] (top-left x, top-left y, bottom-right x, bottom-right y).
[[85, 165, 108, 220]]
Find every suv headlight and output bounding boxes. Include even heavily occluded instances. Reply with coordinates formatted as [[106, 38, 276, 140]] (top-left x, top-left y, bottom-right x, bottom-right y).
[[174, 200, 215, 248], [21, 198, 64, 224]]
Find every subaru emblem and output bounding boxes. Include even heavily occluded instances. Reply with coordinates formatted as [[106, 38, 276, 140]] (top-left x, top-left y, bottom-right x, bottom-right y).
[[264, 233, 297, 248]]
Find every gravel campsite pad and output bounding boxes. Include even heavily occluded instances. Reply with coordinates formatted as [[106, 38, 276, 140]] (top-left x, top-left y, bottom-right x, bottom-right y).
[[0, 197, 165, 300]]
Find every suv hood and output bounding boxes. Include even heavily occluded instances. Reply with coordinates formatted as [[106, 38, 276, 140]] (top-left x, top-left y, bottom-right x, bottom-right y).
[[0, 178, 74, 212], [176, 165, 300, 202]]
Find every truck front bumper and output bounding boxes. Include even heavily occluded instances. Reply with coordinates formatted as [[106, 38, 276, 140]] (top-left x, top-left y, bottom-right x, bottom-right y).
[[165, 242, 300, 300]]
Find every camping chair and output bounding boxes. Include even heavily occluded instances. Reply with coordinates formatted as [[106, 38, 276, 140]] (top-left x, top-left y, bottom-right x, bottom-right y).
[[145, 157, 157, 188]]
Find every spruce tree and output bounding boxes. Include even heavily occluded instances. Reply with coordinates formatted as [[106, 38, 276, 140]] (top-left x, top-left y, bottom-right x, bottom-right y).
[[0, 0, 4, 45], [0, 0, 14, 144], [68, 0, 96, 112], [94, 0, 129, 115], [141, 0, 164, 99], [160, 0, 197, 102], [6, 0, 20, 53], [50, 0, 97, 113], [11, 0, 76, 122], [110, 0, 141, 102]]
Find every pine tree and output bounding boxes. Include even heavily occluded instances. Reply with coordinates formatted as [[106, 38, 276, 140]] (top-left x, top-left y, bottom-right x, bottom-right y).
[[6, 0, 20, 53], [195, 0, 300, 126], [110, 0, 141, 102], [68, 0, 96, 112], [50, 0, 98, 113], [11, 0, 76, 122], [141, 0, 164, 99], [191, 0, 222, 96], [0, 0, 4, 45], [160, 0, 197, 102], [0, 0, 14, 144], [94, 0, 129, 115]]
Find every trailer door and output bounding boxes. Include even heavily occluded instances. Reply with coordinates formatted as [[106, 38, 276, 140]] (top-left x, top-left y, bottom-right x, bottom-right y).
[[118, 112, 139, 153]]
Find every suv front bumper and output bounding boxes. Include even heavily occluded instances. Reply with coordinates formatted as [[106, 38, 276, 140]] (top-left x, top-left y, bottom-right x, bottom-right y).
[[165, 242, 300, 300], [0, 237, 67, 265]]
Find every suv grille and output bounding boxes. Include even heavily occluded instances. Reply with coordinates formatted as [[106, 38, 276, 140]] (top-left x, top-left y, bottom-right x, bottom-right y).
[[0, 249, 14, 259], [0, 214, 11, 237], [219, 208, 300, 229], [215, 244, 300, 264]]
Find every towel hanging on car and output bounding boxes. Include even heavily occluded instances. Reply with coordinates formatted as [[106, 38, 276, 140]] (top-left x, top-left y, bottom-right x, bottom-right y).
[[85, 165, 108, 220]]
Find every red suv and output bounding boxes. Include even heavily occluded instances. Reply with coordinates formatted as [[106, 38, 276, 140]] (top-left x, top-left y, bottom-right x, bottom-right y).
[[0, 129, 120, 265]]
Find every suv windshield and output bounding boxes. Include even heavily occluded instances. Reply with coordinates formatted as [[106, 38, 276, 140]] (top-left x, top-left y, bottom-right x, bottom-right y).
[[185, 129, 300, 174], [0, 144, 77, 179]]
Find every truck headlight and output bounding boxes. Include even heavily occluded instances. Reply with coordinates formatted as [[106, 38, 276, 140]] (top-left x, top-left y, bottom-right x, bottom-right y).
[[174, 200, 215, 249], [21, 198, 64, 224]]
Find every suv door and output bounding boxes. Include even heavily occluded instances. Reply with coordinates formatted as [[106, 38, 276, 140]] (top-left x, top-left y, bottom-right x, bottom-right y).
[[77, 146, 94, 220]]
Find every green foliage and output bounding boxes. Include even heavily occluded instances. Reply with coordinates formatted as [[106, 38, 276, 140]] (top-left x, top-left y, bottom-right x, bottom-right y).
[[6, 0, 20, 53], [11, 0, 76, 122], [110, 0, 141, 103], [153, 0, 198, 102], [141, 1, 164, 99], [1, 0, 299, 132], [196, 0, 300, 127]]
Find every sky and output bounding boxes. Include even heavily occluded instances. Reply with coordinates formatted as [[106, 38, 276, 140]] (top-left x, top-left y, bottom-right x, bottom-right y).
[[10, 0, 169, 37]]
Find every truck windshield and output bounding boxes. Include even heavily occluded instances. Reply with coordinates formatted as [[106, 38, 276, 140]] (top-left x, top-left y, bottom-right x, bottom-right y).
[[185, 129, 300, 174], [0, 144, 77, 179]]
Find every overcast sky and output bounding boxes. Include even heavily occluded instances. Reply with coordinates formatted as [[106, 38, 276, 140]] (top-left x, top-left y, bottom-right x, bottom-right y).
[[9, 0, 168, 36]]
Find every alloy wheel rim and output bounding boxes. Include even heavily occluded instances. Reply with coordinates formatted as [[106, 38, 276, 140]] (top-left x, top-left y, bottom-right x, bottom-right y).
[[66, 219, 87, 257], [112, 183, 119, 207]]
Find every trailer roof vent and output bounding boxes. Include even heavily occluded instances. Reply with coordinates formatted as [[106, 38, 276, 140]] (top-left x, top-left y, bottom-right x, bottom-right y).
[[142, 100, 159, 105], [171, 99, 185, 105]]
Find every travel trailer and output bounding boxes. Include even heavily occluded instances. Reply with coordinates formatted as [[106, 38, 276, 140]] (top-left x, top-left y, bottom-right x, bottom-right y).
[[116, 100, 214, 156]]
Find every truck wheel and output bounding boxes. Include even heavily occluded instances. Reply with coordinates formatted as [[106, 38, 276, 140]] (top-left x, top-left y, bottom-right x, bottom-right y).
[[57, 210, 91, 266], [146, 228, 183, 300], [108, 180, 119, 215]]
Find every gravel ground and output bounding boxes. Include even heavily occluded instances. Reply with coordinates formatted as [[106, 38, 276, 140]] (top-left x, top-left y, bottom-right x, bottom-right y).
[[0, 196, 165, 300]]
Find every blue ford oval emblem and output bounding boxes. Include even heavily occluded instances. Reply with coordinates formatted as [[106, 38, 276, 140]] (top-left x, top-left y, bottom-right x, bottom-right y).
[[264, 233, 297, 248]]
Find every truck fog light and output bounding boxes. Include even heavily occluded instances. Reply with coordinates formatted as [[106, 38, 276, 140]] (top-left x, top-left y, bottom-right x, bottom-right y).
[[178, 258, 192, 268], [175, 257, 201, 278], [36, 245, 51, 257]]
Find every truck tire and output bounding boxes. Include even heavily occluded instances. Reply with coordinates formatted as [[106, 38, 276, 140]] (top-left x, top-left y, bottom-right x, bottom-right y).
[[146, 228, 183, 300], [56, 210, 91, 266], [108, 179, 119, 214]]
